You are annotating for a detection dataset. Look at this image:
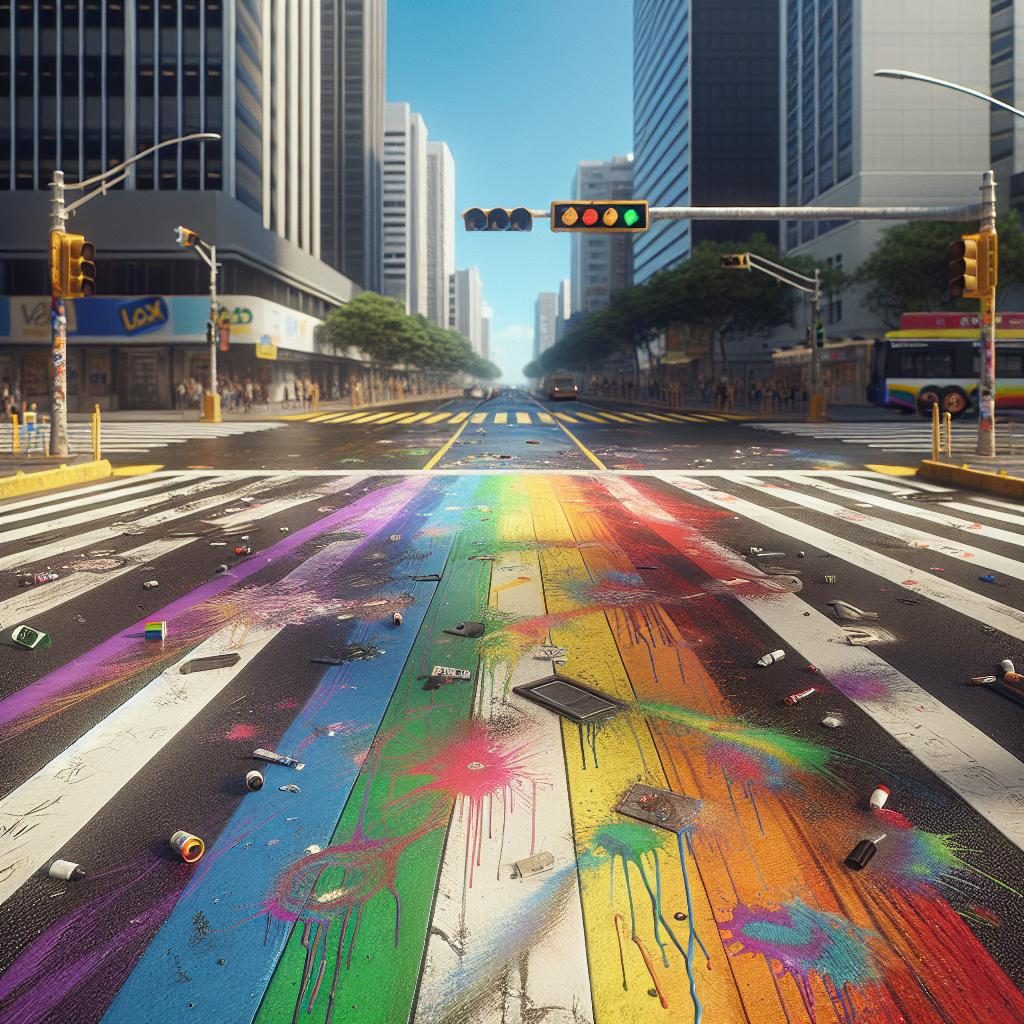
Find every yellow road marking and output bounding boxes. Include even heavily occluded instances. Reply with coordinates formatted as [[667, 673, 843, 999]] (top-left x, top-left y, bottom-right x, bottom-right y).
[[470, 412, 487, 424], [516, 412, 532, 424], [554, 412, 579, 424], [422, 417, 470, 470], [373, 412, 410, 424], [425, 412, 453, 424], [538, 412, 554, 424], [592, 410, 629, 422], [277, 412, 318, 421], [493, 412, 508, 424], [865, 464, 919, 476], [619, 412, 656, 422], [305, 413, 336, 422], [395, 411, 431, 423], [112, 464, 163, 476], [647, 413, 678, 422], [349, 411, 391, 423], [552, 420, 607, 470], [448, 411, 469, 423], [328, 410, 370, 421], [689, 413, 725, 422], [576, 412, 605, 423]]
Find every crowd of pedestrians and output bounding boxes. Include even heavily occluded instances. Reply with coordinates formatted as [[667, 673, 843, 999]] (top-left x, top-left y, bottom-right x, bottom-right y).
[[1, 378, 23, 417]]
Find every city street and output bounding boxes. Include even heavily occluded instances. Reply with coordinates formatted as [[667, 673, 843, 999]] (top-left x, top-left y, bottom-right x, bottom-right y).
[[2, 394, 1024, 1023]]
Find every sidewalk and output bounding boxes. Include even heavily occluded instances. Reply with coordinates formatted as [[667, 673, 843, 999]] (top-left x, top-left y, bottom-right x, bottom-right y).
[[918, 424, 1024, 498]]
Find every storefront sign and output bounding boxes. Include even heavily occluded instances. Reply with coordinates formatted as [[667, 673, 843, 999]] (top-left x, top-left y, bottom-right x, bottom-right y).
[[117, 297, 169, 335], [255, 334, 278, 360]]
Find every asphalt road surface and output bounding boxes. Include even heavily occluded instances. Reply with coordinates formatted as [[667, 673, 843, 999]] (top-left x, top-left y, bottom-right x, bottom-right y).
[[2, 390, 1024, 1024]]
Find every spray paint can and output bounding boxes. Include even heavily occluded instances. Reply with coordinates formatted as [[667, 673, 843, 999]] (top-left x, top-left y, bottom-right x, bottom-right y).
[[234, 546, 251, 556], [1001, 659, 1015, 675], [19, 572, 59, 587], [246, 770, 264, 792], [869, 785, 890, 810], [48, 859, 86, 881], [756, 650, 786, 667], [169, 830, 205, 863], [392, 611, 403, 627], [845, 833, 887, 870], [784, 687, 816, 705]]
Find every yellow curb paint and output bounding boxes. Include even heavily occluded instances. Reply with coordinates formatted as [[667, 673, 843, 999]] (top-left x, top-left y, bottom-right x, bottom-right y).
[[865, 464, 919, 477], [0, 459, 112, 500], [112, 464, 164, 477], [516, 412, 532, 424], [422, 417, 471, 470], [918, 458, 1024, 498], [470, 412, 487, 424]]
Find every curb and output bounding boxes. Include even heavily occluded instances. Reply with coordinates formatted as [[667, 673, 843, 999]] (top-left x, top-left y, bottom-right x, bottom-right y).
[[917, 458, 1024, 499], [0, 459, 113, 500]]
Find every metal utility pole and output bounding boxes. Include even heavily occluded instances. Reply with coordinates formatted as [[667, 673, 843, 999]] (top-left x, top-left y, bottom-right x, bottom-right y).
[[978, 170, 998, 456], [46, 132, 220, 457], [174, 225, 221, 422]]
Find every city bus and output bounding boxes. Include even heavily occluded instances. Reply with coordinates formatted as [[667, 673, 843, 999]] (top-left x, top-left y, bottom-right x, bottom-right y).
[[869, 312, 1024, 417]]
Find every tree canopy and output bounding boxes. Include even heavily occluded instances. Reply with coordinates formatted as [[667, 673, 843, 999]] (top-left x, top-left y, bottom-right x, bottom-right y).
[[320, 291, 501, 379]]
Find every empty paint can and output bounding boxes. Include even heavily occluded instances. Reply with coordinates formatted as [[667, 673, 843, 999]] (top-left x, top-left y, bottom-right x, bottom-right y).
[[48, 859, 86, 881], [392, 611, 403, 627], [869, 785, 890, 810], [1001, 659, 1015, 676], [170, 830, 205, 863], [844, 833, 886, 870], [246, 770, 264, 792]]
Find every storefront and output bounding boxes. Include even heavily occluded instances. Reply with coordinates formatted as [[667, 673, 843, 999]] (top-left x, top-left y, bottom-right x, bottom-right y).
[[771, 338, 876, 405], [0, 293, 346, 412]]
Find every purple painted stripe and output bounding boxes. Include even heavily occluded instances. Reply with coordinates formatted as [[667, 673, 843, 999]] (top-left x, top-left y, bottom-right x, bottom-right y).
[[0, 476, 426, 734]]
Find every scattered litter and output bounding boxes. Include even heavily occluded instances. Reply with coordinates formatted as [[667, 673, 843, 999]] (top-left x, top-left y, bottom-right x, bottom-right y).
[[74, 614, 86, 624], [901, 491, 956, 503], [820, 711, 844, 729], [970, 675, 998, 686], [513, 674, 620, 723], [673, 911, 687, 921], [279, 527, 290, 533], [210, 541, 227, 547], [305, 845, 322, 855], [897, 597, 922, 606], [411, 573, 442, 582], [749, 546, 764, 554], [48, 859, 85, 881], [823, 575, 837, 584], [1001, 659, 1015, 675], [981, 625, 996, 634], [392, 611, 404, 627], [843, 626, 897, 646], [535, 645, 568, 662], [253, 747, 305, 771], [424, 665, 473, 690], [246, 770, 264, 791], [827, 601, 879, 622], [784, 687, 816, 705], [180, 653, 241, 674], [215, 564, 230, 574], [468, 555, 496, 561], [513, 851, 554, 878], [797, 551, 806, 558], [870, 785, 890, 811], [142, 580, 159, 590], [805, 664, 819, 674], [170, 830, 205, 863], [636, 565, 658, 571], [336, 613, 354, 622], [278, 784, 301, 794], [17, 572, 58, 587], [444, 621, 485, 638], [318, 506, 338, 513], [144, 621, 167, 642], [234, 546, 252, 556], [310, 655, 342, 664], [979, 574, 998, 584], [756, 650, 786, 667], [11, 625, 51, 650], [751, 551, 787, 560], [845, 834, 886, 870], [618, 783, 701, 832], [389, 533, 402, 543]]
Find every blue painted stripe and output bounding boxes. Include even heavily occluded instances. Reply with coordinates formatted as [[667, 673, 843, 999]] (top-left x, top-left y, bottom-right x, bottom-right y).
[[103, 477, 476, 1024]]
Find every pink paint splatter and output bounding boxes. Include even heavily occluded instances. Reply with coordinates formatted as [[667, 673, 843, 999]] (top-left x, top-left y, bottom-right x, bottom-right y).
[[275, 698, 298, 710], [224, 722, 259, 741]]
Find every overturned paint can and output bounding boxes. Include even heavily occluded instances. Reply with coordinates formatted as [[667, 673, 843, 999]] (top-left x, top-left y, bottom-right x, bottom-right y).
[[19, 572, 59, 587], [392, 611, 403, 627], [756, 650, 785, 667], [845, 833, 886, 870], [48, 859, 86, 881], [1001, 659, 1016, 676], [142, 580, 159, 590], [170, 830, 205, 863], [784, 687, 816, 706], [1006, 670, 1024, 685], [869, 785, 890, 811], [246, 770, 264, 792]]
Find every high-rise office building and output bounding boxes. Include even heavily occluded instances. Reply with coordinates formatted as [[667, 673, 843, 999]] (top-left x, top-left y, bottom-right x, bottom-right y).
[[481, 305, 492, 362], [632, 0, 779, 283], [426, 141, 456, 328], [382, 101, 427, 315], [781, 0, 989, 332], [570, 156, 635, 316], [0, 0, 371, 411], [449, 267, 483, 355], [534, 292, 557, 357], [321, 0, 386, 291], [990, 1, 1024, 213], [555, 278, 571, 341]]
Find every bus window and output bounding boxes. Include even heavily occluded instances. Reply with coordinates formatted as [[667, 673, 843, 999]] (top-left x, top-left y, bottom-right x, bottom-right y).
[[997, 352, 1024, 376], [922, 350, 954, 377]]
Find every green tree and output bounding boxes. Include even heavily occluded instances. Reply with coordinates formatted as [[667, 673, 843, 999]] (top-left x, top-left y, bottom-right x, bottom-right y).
[[854, 211, 1024, 327], [319, 292, 419, 366]]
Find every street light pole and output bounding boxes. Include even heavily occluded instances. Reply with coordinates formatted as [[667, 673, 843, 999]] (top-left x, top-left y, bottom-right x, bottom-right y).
[[46, 132, 220, 457], [174, 225, 220, 421]]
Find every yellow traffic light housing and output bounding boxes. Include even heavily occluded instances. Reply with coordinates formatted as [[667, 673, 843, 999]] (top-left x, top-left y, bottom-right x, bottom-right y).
[[64, 233, 97, 298], [549, 200, 649, 233], [49, 230, 65, 296], [720, 253, 751, 270], [948, 233, 983, 299]]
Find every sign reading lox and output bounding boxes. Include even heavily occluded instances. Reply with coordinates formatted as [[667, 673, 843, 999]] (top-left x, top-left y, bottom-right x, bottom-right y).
[[118, 297, 169, 335]]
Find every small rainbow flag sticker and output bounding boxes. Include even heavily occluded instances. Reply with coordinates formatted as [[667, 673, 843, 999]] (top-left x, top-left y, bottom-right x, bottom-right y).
[[144, 621, 167, 641]]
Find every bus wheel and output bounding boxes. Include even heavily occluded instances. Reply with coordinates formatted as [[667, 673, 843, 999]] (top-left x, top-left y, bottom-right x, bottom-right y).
[[917, 386, 942, 417], [941, 387, 968, 418]]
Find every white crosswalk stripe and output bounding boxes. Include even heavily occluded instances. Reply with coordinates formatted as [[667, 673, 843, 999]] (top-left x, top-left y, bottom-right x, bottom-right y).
[[746, 419, 993, 453], [0, 420, 283, 454]]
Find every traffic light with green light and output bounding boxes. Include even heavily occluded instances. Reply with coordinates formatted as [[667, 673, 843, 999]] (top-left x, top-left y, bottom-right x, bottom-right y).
[[720, 253, 751, 270], [549, 200, 649, 233], [463, 207, 533, 232]]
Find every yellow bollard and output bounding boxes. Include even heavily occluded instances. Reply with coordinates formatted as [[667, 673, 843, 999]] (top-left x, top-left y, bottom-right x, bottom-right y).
[[93, 403, 102, 461], [931, 401, 940, 460], [943, 411, 952, 458], [10, 413, 18, 453]]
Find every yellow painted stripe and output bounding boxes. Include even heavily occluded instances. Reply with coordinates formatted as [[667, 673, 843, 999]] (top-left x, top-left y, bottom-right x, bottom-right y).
[[327, 410, 372, 422], [277, 412, 319, 421], [689, 413, 725, 422], [551, 420, 606, 470], [620, 412, 657, 423], [470, 412, 487, 424], [537, 412, 555, 424], [348, 411, 391, 423], [448, 412, 469, 424], [305, 413, 337, 422], [376, 412, 413, 423], [422, 417, 470, 470], [112, 464, 163, 476], [493, 412, 508, 424], [647, 413, 678, 422], [394, 411, 431, 424], [425, 412, 453, 424], [665, 412, 701, 422], [591, 410, 629, 422], [515, 412, 532, 424], [575, 412, 605, 423], [866, 464, 920, 476], [554, 412, 579, 424]]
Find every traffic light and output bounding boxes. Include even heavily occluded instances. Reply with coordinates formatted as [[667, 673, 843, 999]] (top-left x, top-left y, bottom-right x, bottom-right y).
[[176, 225, 200, 248], [814, 319, 826, 348], [52, 232, 96, 298], [948, 233, 989, 299], [462, 207, 533, 232], [550, 200, 649, 232], [720, 253, 751, 270], [206, 320, 218, 346]]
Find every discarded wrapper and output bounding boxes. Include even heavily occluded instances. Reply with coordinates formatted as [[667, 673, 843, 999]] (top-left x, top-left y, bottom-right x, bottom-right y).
[[444, 621, 485, 638], [392, 611, 404, 627], [617, 783, 701, 832], [823, 575, 837, 584], [514, 851, 554, 878], [180, 653, 241, 674], [784, 687, 816, 705], [18, 572, 59, 587], [142, 580, 159, 590], [253, 747, 305, 771], [1001, 659, 1015, 675], [279, 784, 301, 794], [820, 712, 844, 729], [969, 675, 998, 685], [756, 650, 785, 667]]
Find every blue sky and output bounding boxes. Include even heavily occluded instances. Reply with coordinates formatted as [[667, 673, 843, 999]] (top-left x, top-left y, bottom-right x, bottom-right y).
[[387, 0, 634, 382]]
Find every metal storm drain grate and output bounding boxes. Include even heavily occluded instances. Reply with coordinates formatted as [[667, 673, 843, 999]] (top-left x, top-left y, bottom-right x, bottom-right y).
[[513, 673, 621, 723]]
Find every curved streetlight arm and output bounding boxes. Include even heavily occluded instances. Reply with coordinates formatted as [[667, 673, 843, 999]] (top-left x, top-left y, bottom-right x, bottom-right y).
[[874, 69, 1024, 119], [63, 132, 221, 192]]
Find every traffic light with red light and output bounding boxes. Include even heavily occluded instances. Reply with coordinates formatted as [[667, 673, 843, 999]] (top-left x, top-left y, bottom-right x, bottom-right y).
[[550, 200, 649, 233], [463, 207, 533, 232]]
